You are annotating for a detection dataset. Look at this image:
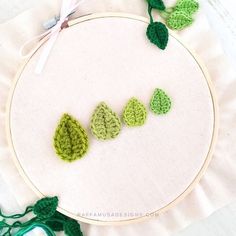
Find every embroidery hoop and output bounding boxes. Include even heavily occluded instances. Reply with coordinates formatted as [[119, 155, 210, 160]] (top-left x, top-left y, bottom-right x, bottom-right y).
[[5, 12, 218, 226]]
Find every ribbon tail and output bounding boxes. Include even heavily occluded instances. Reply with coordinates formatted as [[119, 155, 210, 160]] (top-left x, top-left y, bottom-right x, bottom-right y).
[[34, 31, 59, 74]]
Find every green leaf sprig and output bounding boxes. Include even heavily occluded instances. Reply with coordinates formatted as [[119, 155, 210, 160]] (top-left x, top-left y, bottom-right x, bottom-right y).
[[0, 196, 83, 236], [146, 0, 199, 49]]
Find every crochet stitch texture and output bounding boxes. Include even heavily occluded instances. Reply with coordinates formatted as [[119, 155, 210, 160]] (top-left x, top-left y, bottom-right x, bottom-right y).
[[122, 98, 147, 127], [53, 113, 89, 162], [150, 88, 171, 114], [166, 11, 193, 30], [90, 102, 121, 140]]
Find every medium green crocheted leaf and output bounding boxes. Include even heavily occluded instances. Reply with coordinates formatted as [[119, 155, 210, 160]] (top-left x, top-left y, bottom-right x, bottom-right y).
[[53, 114, 89, 162], [90, 102, 121, 140], [175, 0, 199, 15], [64, 220, 83, 236], [146, 22, 169, 50], [33, 197, 58, 219], [123, 98, 147, 127], [147, 0, 165, 10], [150, 88, 171, 115], [167, 11, 193, 30]]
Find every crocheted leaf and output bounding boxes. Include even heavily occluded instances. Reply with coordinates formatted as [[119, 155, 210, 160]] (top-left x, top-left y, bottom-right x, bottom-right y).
[[150, 88, 171, 115], [146, 22, 169, 50], [53, 114, 89, 162], [64, 220, 83, 236], [123, 98, 147, 127], [147, 0, 165, 10], [33, 197, 58, 219], [90, 102, 121, 140], [167, 11, 193, 30], [45, 211, 68, 232], [175, 0, 199, 15]]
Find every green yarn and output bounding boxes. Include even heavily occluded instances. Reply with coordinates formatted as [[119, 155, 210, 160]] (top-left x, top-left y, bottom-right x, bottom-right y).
[[64, 220, 83, 236], [0, 196, 83, 236], [166, 11, 193, 30], [146, 22, 169, 50], [53, 113, 89, 162], [150, 88, 171, 115], [33, 197, 58, 219], [90, 102, 121, 140], [15, 223, 56, 236], [122, 98, 147, 127], [147, 0, 165, 10], [175, 0, 199, 15]]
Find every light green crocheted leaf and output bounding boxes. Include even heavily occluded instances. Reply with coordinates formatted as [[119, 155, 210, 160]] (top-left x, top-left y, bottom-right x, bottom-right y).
[[90, 102, 121, 140], [175, 0, 199, 15], [150, 88, 171, 115], [166, 11, 193, 30], [146, 22, 169, 50], [147, 0, 165, 10], [53, 114, 89, 162], [123, 98, 147, 127]]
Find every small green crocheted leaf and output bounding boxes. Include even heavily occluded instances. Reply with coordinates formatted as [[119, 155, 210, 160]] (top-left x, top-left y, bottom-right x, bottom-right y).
[[53, 114, 89, 162], [175, 0, 199, 15], [150, 88, 171, 115], [166, 11, 193, 30], [64, 220, 83, 236], [90, 102, 121, 140], [147, 0, 165, 10], [33, 197, 58, 219], [123, 98, 147, 127], [146, 22, 169, 50], [45, 211, 68, 232]]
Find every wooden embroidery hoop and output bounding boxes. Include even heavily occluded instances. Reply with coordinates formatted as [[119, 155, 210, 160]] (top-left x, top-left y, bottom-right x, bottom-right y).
[[5, 12, 218, 226]]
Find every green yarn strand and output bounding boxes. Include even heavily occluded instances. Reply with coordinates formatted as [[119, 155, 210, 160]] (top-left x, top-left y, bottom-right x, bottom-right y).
[[0, 206, 33, 219], [167, 11, 193, 30], [54, 113, 89, 162], [146, 22, 169, 50], [122, 98, 147, 127], [15, 223, 56, 236]]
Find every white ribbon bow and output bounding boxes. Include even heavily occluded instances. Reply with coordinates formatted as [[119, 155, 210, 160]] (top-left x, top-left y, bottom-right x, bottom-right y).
[[20, 0, 84, 74]]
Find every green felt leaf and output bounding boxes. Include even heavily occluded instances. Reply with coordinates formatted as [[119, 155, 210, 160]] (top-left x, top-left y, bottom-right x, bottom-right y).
[[166, 11, 193, 30], [33, 197, 58, 219], [45, 211, 68, 232], [53, 113, 89, 162], [146, 22, 169, 50], [150, 88, 171, 115], [147, 0, 165, 10], [175, 0, 199, 15], [64, 220, 83, 236], [123, 98, 147, 127], [90, 102, 121, 140]]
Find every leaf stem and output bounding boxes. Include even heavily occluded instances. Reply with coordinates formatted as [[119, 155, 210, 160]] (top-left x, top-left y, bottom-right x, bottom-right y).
[[148, 4, 154, 23]]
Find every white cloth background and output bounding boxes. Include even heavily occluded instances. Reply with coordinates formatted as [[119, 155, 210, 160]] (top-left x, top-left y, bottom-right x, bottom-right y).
[[0, 0, 236, 235]]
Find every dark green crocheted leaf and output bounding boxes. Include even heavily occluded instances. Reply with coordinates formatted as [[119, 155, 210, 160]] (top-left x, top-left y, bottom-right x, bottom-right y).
[[150, 88, 171, 115], [45, 211, 68, 232], [123, 98, 147, 127], [64, 220, 83, 236], [167, 11, 193, 30], [33, 197, 58, 219], [90, 102, 121, 140], [147, 0, 165, 10], [146, 22, 169, 50], [175, 0, 199, 15], [53, 113, 89, 162]]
